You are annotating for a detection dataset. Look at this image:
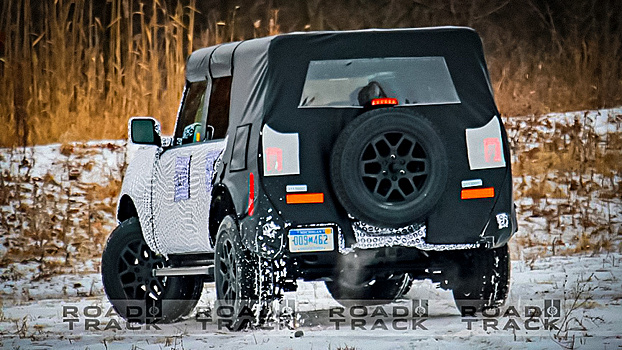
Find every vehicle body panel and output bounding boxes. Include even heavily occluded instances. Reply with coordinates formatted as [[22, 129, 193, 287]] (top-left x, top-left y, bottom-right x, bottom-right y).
[[151, 140, 225, 254], [118, 146, 159, 252]]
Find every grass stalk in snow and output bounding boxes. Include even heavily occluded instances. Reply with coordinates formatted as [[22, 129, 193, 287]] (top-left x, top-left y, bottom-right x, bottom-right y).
[[0, 0, 200, 147]]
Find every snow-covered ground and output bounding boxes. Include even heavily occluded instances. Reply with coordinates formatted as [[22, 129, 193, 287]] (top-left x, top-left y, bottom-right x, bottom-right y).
[[1, 252, 621, 349], [1, 107, 621, 349]]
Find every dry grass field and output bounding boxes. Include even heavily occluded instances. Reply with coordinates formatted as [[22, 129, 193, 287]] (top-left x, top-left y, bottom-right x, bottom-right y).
[[0, 0, 620, 147]]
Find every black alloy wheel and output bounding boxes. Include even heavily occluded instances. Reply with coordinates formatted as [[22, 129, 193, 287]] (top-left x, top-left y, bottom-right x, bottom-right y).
[[214, 215, 263, 330], [102, 217, 203, 323], [360, 131, 430, 203]]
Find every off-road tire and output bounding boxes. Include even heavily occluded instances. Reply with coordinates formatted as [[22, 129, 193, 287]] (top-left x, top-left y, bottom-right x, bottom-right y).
[[325, 273, 413, 307], [214, 215, 279, 330], [101, 217, 203, 323], [451, 244, 511, 315], [331, 108, 448, 228]]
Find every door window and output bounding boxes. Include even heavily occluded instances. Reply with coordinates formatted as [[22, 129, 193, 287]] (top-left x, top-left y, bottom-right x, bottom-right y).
[[174, 81, 208, 145], [206, 76, 232, 139]]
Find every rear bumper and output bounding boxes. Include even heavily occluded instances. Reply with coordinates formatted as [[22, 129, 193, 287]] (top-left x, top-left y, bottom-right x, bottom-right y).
[[240, 179, 516, 262], [288, 245, 478, 282]]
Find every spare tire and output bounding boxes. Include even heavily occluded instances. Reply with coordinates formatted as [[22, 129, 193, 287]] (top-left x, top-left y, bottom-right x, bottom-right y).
[[331, 108, 448, 228]]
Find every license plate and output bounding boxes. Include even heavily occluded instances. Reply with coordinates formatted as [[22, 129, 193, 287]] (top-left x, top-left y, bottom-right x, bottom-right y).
[[288, 227, 334, 253]]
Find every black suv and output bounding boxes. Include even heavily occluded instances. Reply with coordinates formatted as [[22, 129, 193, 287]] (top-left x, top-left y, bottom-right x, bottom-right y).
[[101, 27, 517, 329]]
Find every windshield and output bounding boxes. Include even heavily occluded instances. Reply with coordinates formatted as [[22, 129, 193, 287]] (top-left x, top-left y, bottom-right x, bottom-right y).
[[298, 57, 460, 108]]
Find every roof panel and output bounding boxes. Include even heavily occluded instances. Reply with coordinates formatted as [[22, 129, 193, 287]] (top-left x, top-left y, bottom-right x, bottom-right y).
[[185, 46, 215, 82], [185, 27, 480, 83]]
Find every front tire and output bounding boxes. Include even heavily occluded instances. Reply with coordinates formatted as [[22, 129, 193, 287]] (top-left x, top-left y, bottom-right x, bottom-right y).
[[101, 217, 203, 323]]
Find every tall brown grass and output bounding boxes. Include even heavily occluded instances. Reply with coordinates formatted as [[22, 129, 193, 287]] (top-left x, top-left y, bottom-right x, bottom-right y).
[[0, 0, 621, 147], [489, 39, 622, 116], [0, 0, 200, 147]]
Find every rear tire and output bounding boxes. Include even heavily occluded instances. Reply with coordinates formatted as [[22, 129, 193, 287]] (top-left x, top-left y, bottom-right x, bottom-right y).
[[451, 244, 510, 315], [325, 273, 412, 307], [101, 217, 203, 323], [214, 216, 278, 330]]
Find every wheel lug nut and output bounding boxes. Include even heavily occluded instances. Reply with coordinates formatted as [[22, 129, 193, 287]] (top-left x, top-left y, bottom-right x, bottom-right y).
[[390, 154, 396, 159], [400, 170, 406, 174]]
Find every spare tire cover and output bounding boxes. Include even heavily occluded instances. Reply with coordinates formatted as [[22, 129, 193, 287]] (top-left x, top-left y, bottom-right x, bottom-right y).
[[331, 108, 448, 228]]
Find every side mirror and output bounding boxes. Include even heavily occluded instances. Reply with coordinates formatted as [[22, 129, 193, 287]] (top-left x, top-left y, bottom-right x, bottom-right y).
[[182, 122, 202, 144], [129, 117, 162, 146], [180, 123, 214, 144]]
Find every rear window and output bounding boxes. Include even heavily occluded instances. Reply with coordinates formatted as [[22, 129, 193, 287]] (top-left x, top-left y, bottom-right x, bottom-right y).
[[298, 57, 460, 108]]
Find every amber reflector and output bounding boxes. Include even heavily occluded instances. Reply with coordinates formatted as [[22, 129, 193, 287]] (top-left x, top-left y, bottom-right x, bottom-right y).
[[461, 187, 495, 200], [286, 193, 324, 204]]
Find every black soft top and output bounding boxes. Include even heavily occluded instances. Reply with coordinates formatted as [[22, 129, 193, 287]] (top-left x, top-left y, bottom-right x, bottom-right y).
[[185, 27, 498, 130], [191, 28, 509, 241]]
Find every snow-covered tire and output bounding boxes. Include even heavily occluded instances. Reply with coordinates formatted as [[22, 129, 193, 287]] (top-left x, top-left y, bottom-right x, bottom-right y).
[[214, 216, 278, 330], [101, 217, 203, 323], [451, 244, 510, 315], [325, 273, 412, 307], [330, 108, 448, 228]]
